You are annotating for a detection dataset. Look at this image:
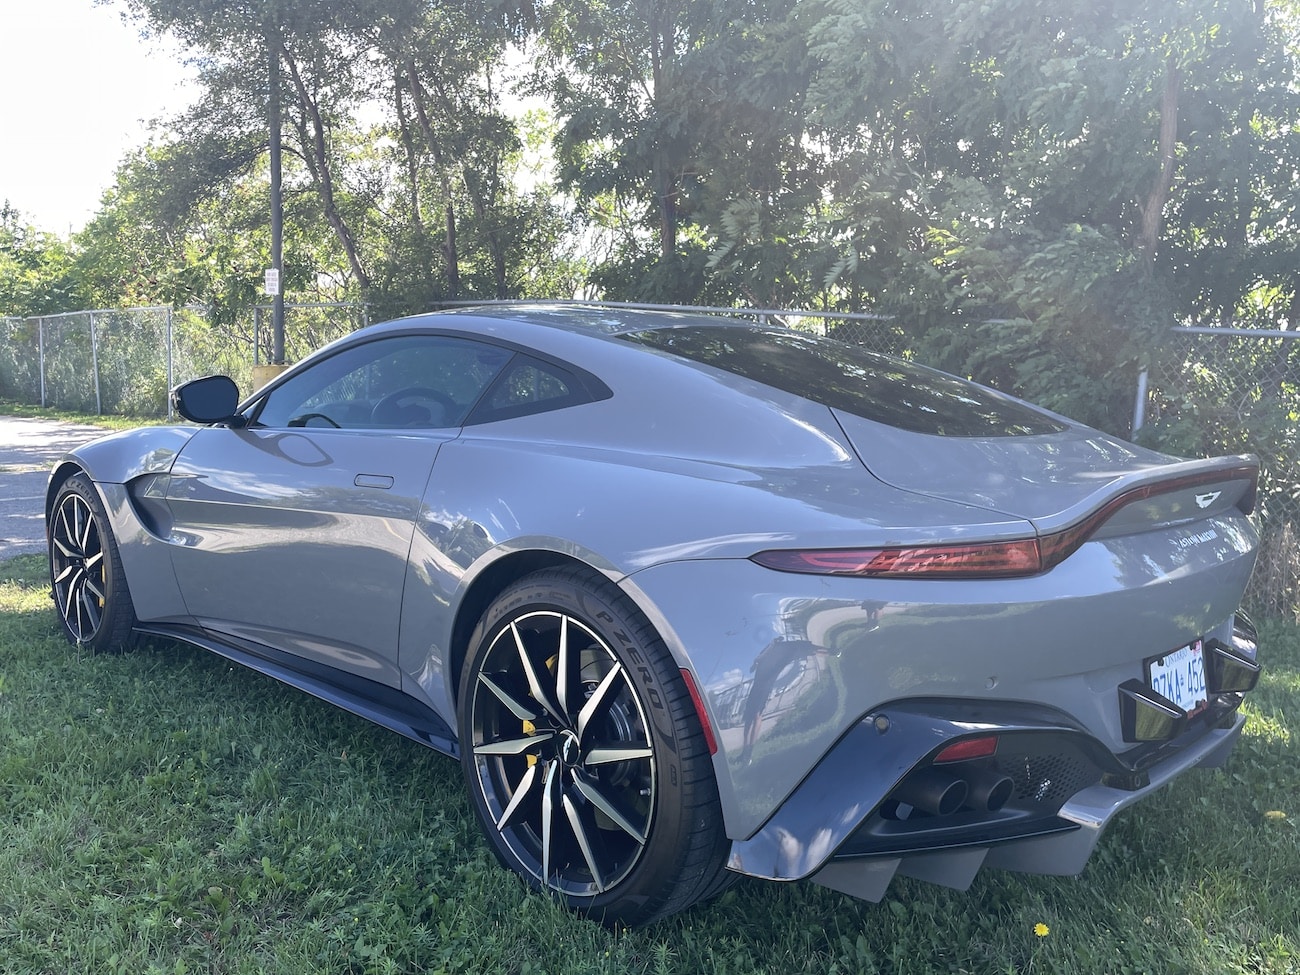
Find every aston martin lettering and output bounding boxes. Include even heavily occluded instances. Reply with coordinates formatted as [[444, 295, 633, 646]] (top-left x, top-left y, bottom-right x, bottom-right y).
[[1177, 528, 1219, 550]]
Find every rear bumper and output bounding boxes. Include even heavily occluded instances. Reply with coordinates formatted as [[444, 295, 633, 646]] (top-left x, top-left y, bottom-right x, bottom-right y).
[[624, 527, 1256, 839], [726, 703, 1245, 901]]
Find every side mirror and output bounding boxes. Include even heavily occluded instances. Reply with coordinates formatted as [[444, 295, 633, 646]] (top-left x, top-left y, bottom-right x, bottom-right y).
[[172, 375, 244, 425]]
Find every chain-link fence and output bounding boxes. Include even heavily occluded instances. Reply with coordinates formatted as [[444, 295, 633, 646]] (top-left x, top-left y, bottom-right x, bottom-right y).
[[1, 316, 40, 404], [0, 303, 367, 417], [1143, 327, 1300, 622], [250, 302, 370, 367]]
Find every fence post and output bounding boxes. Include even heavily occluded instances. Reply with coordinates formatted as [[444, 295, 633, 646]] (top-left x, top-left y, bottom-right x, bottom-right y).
[[89, 312, 102, 414], [166, 306, 175, 419], [1132, 368, 1148, 436], [38, 317, 46, 407]]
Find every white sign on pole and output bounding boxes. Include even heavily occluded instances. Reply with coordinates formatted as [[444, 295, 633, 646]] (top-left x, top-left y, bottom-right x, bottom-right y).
[[264, 268, 281, 296]]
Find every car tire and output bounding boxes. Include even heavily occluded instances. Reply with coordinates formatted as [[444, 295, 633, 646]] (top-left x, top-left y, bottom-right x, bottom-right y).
[[458, 566, 731, 926], [48, 474, 137, 652]]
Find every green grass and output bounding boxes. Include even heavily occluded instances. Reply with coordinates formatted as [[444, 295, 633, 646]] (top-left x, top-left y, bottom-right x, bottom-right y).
[[1, 551, 1297, 975]]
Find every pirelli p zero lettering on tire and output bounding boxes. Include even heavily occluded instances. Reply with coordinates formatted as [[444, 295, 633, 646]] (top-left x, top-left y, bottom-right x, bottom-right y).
[[457, 567, 731, 927]]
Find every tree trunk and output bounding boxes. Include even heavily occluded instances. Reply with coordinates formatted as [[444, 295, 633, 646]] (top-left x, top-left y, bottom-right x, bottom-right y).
[[1138, 57, 1180, 275], [281, 44, 372, 291], [650, 15, 677, 259], [393, 70, 426, 237], [405, 60, 460, 296], [658, 161, 678, 259], [444, 201, 459, 298], [392, 70, 439, 294], [461, 165, 508, 298]]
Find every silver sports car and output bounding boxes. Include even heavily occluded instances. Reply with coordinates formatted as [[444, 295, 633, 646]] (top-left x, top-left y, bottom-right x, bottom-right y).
[[46, 304, 1262, 926]]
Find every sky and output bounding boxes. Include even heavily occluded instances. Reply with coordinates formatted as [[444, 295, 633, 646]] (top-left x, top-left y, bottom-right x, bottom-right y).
[[0, 0, 196, 235]]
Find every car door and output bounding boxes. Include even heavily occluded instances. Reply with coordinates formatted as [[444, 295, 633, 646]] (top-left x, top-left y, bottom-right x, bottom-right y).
[[164, 332, 513, 685]]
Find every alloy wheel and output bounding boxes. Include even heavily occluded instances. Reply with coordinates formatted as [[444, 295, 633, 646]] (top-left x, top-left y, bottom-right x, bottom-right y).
[[468, 609, 655, 896], [50, 491, 107, 643]]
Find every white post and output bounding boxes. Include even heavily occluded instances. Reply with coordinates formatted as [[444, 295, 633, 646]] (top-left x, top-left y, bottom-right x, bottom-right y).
[[38, 317, 46, 407], [89, 312, 102, 414], [166, 306, 175, 418], [1132, 368, 1149, 435]]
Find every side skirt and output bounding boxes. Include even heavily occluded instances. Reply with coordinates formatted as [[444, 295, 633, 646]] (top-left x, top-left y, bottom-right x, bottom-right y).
[[135, 623, 459, 756]]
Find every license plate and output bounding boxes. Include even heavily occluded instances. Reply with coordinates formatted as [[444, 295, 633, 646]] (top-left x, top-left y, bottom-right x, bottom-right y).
[[1146, 640, 1208, 714]]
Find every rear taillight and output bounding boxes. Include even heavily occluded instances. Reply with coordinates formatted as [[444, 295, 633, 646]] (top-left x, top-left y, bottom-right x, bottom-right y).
[[751, 539, 1042, 579], [752, 464, 1258, 579]]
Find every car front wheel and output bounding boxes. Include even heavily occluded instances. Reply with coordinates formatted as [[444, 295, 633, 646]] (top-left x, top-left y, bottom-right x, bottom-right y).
[[48, 474, 137, 652], [458, 567, 731, 926]]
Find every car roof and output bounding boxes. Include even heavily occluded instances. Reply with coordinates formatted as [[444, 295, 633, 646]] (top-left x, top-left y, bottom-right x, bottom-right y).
[[402, 303, 753, 338]]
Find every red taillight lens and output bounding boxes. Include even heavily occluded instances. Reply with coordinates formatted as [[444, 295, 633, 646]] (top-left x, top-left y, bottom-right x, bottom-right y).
[[751, 538, 1043, 578], [933, 735, 1000, 763]]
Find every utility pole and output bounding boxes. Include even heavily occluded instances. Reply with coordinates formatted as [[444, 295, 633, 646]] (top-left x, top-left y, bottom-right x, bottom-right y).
[[268, 29, 285, 366]]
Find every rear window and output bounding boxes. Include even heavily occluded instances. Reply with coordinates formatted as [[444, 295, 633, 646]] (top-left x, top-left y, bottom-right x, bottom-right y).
[[620, 325, 1066, 437]]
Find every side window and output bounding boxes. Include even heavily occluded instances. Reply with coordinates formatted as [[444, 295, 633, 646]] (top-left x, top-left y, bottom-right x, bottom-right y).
[[471, 356, 588, 423], [254, 335, 512, 429], [486, 360, 572, 410]]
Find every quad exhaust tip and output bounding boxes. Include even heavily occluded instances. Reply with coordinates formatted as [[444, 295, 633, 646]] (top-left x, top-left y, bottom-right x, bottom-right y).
[[890, 766, 1016, 817]]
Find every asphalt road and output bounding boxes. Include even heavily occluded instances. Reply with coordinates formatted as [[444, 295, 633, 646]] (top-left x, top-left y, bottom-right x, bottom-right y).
[[0, 416, 109, 561]]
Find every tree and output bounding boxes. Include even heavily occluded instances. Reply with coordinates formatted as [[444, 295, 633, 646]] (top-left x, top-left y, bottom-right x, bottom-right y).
[[74, 140, 350, 313], [701, 0, 1300, 431], [366, 0, 542, 303], [0, 203, 83, 316], [116, 0, 558, 314], [540, 0, 810, 303]]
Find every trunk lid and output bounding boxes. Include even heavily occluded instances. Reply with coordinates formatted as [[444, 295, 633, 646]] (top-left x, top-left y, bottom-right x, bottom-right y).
[[831, 410, 1257, 535]]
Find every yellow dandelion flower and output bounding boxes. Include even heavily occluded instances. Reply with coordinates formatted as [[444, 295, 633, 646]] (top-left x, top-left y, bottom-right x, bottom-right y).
[[1034, 923, 1050, 938]]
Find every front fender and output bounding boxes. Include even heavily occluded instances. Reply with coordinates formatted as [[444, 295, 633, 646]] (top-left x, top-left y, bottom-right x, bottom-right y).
[[46, 425, 199, 625], [46, 425, 197, 510]]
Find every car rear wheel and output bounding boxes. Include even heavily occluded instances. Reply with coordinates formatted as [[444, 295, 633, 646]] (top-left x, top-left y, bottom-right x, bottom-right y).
[[458, 567, 731, 926], [48, 474, 136, 652]]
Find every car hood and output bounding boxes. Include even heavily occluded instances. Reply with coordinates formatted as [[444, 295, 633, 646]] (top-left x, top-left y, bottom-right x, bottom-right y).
[[832, 409, 1257, 534]]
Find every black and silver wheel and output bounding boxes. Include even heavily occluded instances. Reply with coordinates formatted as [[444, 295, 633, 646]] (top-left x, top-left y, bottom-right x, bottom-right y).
[[48, 474, 136, 652], [459, 567, 730, 926]]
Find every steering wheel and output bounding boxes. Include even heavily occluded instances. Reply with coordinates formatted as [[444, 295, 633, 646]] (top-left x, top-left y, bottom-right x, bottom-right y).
[[370, 386, 459, 427], [287, 412, 341, 428]]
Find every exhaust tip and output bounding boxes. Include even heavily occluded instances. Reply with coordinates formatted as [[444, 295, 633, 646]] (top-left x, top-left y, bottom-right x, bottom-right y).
[[964, 770, 1015, 811], [893, 768, 969, 817]]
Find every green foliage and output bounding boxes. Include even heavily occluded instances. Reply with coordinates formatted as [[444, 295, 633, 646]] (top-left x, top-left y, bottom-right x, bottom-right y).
[[541, 0, 810, 303], [703, 0, 1300, 429], [1138, 330, 1300, 621], [0, 204, 85, 316]]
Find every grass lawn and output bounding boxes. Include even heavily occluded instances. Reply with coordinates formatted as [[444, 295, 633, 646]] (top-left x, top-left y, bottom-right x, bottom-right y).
[[1, 550, 1296, 974]]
